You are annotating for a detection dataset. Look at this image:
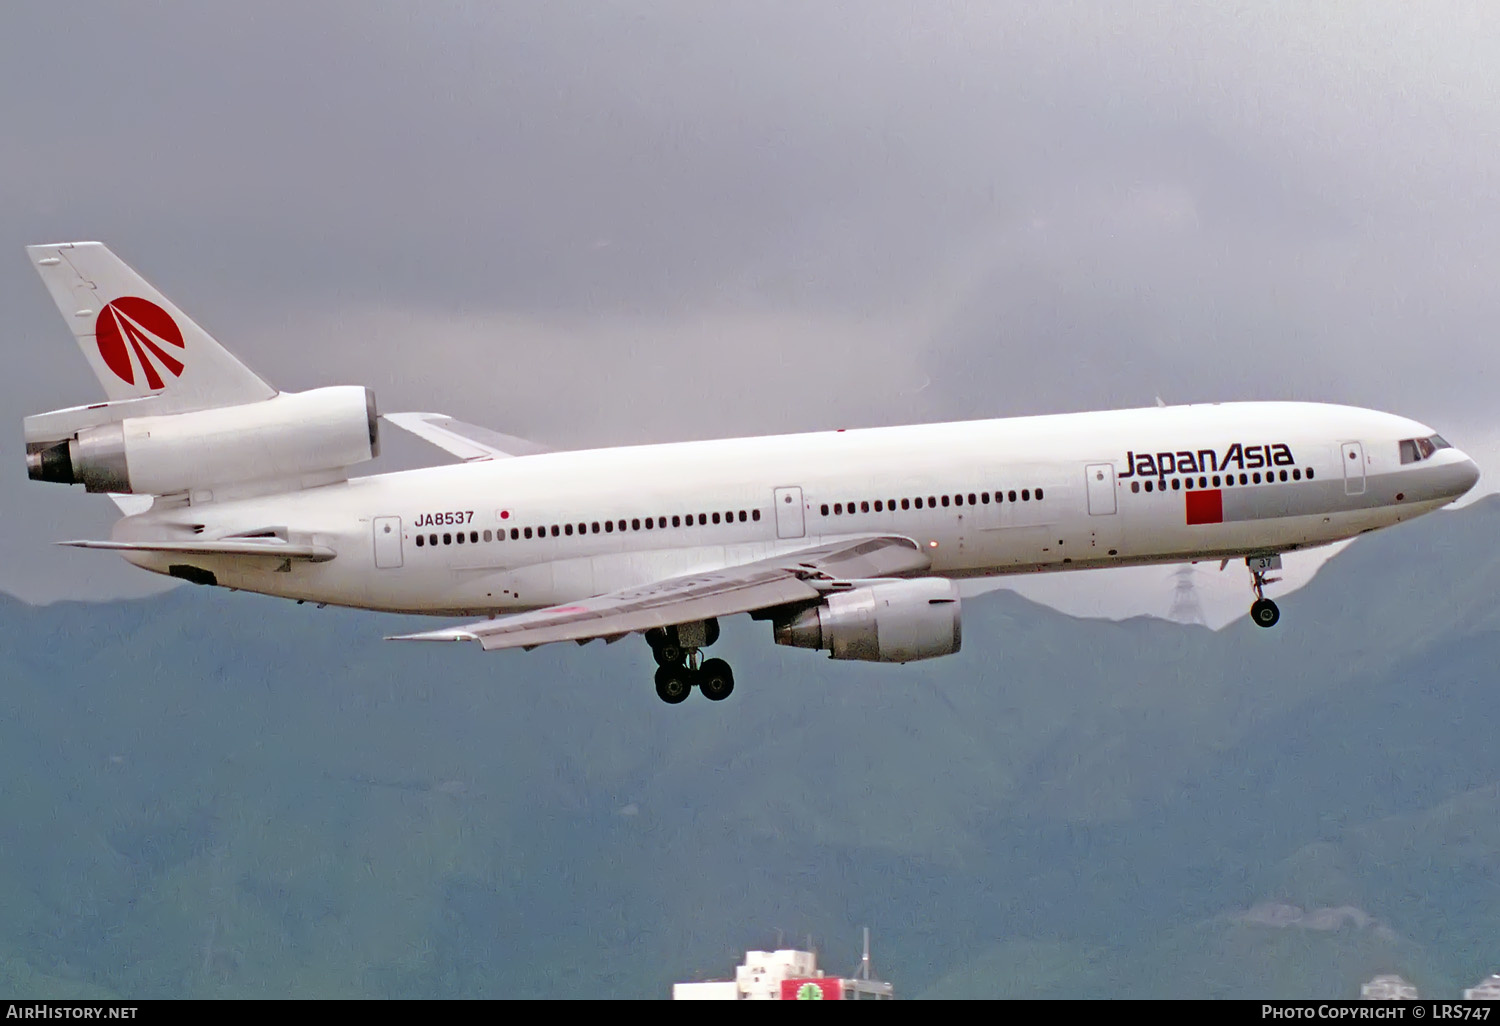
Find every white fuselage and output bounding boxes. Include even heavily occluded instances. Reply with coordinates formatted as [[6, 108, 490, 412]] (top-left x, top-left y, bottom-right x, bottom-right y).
[[110, 401, 1479, 616]]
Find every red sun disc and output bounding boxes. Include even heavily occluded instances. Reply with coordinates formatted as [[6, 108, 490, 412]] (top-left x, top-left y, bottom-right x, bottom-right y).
[[95, 297, 185, 387]]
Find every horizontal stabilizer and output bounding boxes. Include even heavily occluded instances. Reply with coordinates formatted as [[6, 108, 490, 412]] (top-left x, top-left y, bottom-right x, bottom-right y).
[[382, 412, 552, 461], [58, 539, 336, 562]]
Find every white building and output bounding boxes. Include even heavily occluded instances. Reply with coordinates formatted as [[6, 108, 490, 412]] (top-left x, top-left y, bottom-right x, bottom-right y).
[[672, 942, 894, 1000], [1361, 974, 1419, 1000], [1464, 974, 1500, 1000]]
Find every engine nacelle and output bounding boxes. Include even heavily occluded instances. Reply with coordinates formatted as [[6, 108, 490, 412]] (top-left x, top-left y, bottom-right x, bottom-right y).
[[25, 386, 379, 495], [772, 578, 962, 662]]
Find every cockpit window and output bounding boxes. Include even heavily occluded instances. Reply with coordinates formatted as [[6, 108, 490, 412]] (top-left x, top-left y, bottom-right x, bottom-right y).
[[1400, 435, 1452, 464]]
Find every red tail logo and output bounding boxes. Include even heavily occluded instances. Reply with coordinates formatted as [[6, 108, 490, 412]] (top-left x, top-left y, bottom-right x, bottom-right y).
[[95, 297, 185, 389]]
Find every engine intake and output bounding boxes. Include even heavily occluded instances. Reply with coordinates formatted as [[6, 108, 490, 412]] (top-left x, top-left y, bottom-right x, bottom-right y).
[[773, 578, 961, 662], [26, 386, 379, 495]]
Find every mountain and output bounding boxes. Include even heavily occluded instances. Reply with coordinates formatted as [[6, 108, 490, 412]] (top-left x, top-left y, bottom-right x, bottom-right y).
[[1, 497, 1498, 998]]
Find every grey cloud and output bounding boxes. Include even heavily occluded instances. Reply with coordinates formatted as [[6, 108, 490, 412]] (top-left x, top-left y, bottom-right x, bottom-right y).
[[3, 2, 1499, 601]]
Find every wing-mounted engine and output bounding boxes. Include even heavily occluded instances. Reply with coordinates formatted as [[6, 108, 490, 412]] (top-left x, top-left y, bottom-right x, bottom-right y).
[[25, 385, 379, 495], [771, 578, 961, 662]]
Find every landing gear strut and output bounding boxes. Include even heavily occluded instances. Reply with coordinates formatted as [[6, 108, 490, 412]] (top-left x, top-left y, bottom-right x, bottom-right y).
[[646, 620, 733, 703], [1247, 555, 1282, 628]]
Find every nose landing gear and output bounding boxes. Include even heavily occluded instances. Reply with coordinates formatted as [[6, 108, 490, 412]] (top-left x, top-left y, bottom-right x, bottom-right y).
[[645, 620, 734, 703], [1246, 555, 1282, 628]]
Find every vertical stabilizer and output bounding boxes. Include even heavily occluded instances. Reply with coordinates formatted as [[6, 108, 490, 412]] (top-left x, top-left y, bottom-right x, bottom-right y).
[[26, 242, 275, 409]]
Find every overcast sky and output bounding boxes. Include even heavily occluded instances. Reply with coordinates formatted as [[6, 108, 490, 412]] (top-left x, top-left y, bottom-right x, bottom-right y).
[[3, 2, 1496, 621]]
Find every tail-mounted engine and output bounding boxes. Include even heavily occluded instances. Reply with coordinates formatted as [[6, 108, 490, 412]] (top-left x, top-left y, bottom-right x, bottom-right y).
[[25, 385, 379, 495], [772, 578, 961, 662]]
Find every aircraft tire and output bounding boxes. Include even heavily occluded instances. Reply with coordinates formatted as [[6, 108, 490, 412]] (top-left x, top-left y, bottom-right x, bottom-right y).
[[1250, 598, 1280, 628], [654, 665, 693, 704], [698, 658, 735, 702]]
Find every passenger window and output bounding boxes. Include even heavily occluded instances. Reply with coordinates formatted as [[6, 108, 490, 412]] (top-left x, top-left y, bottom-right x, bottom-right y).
[[604, 522, 613, 533], [456, 531, 465, 544], [1022, 489, 1030, 501], [1252, 472, 1261, 484], [471, 531, 479, 543], [1292, 469, 1301, 480], [549, 525, 558, 537], [590, 523, 599, 534], [673, 515, 682, 527], [860, 501, 870, 513], [914, 497, 923, 509], [1239, 473, 1248, 485], [1008, 490, 1017, 502], [941, 495, 950, 507], [874, 500, 883, 512], [752, 509, 761, 521], [1174, 478, 1183, 491], [928, 496, 937, 507], [968, 493, 977, 505], [1131, 481, 1140, 493], [739, 510, 747, 522], [981, 492, 990, 504], [415, 535, 425, 547], [565, 523, 574, 535], [1036, 487, 1043, 500], [1279, 470, 1288, 482], [618, 520, 626, 532], [1144, 481, 1153, 493], [482, 530, 491, 542], [444, 532, 453, 545], [1212, 476, 1221, 487], [902, 498, 911, 510], [712, 512, 721, 524], [887, 498, 896, 509], [698, 514, 707, 525], [1306, 468, 1314, 480]]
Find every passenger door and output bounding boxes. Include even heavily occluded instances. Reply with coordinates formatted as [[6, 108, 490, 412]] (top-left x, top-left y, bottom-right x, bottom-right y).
[[1085, 463, 1117, 515], [373, 516, 404, 568], [774, 486, 805, 539], [1341, 442, 1366, 496]]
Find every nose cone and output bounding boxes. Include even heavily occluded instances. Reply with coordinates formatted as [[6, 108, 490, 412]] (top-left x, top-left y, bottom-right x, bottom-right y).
[[1454, 455, 1481, 497]]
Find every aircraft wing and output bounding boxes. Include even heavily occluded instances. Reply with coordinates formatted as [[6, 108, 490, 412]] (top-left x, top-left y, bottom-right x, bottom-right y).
[[382, 412, 553, 461], [386, 535, 931, 651]]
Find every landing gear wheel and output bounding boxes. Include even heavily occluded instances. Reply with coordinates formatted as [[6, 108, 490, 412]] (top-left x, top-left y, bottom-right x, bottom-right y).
[[652, 641, 684, 667], [646, 629, 685, 667], [654, 665, 693, 704], [698, 658, 735, 702], [1250, 598, 1280, 628]]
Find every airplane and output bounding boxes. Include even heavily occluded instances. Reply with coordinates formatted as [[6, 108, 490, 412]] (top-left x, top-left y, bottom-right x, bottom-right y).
[[21, 242, 1481, 704]]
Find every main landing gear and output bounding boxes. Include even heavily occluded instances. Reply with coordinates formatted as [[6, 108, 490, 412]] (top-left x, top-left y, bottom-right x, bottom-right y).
[[646, 620, 734, 704], [1247, 555, 1282, 628]]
